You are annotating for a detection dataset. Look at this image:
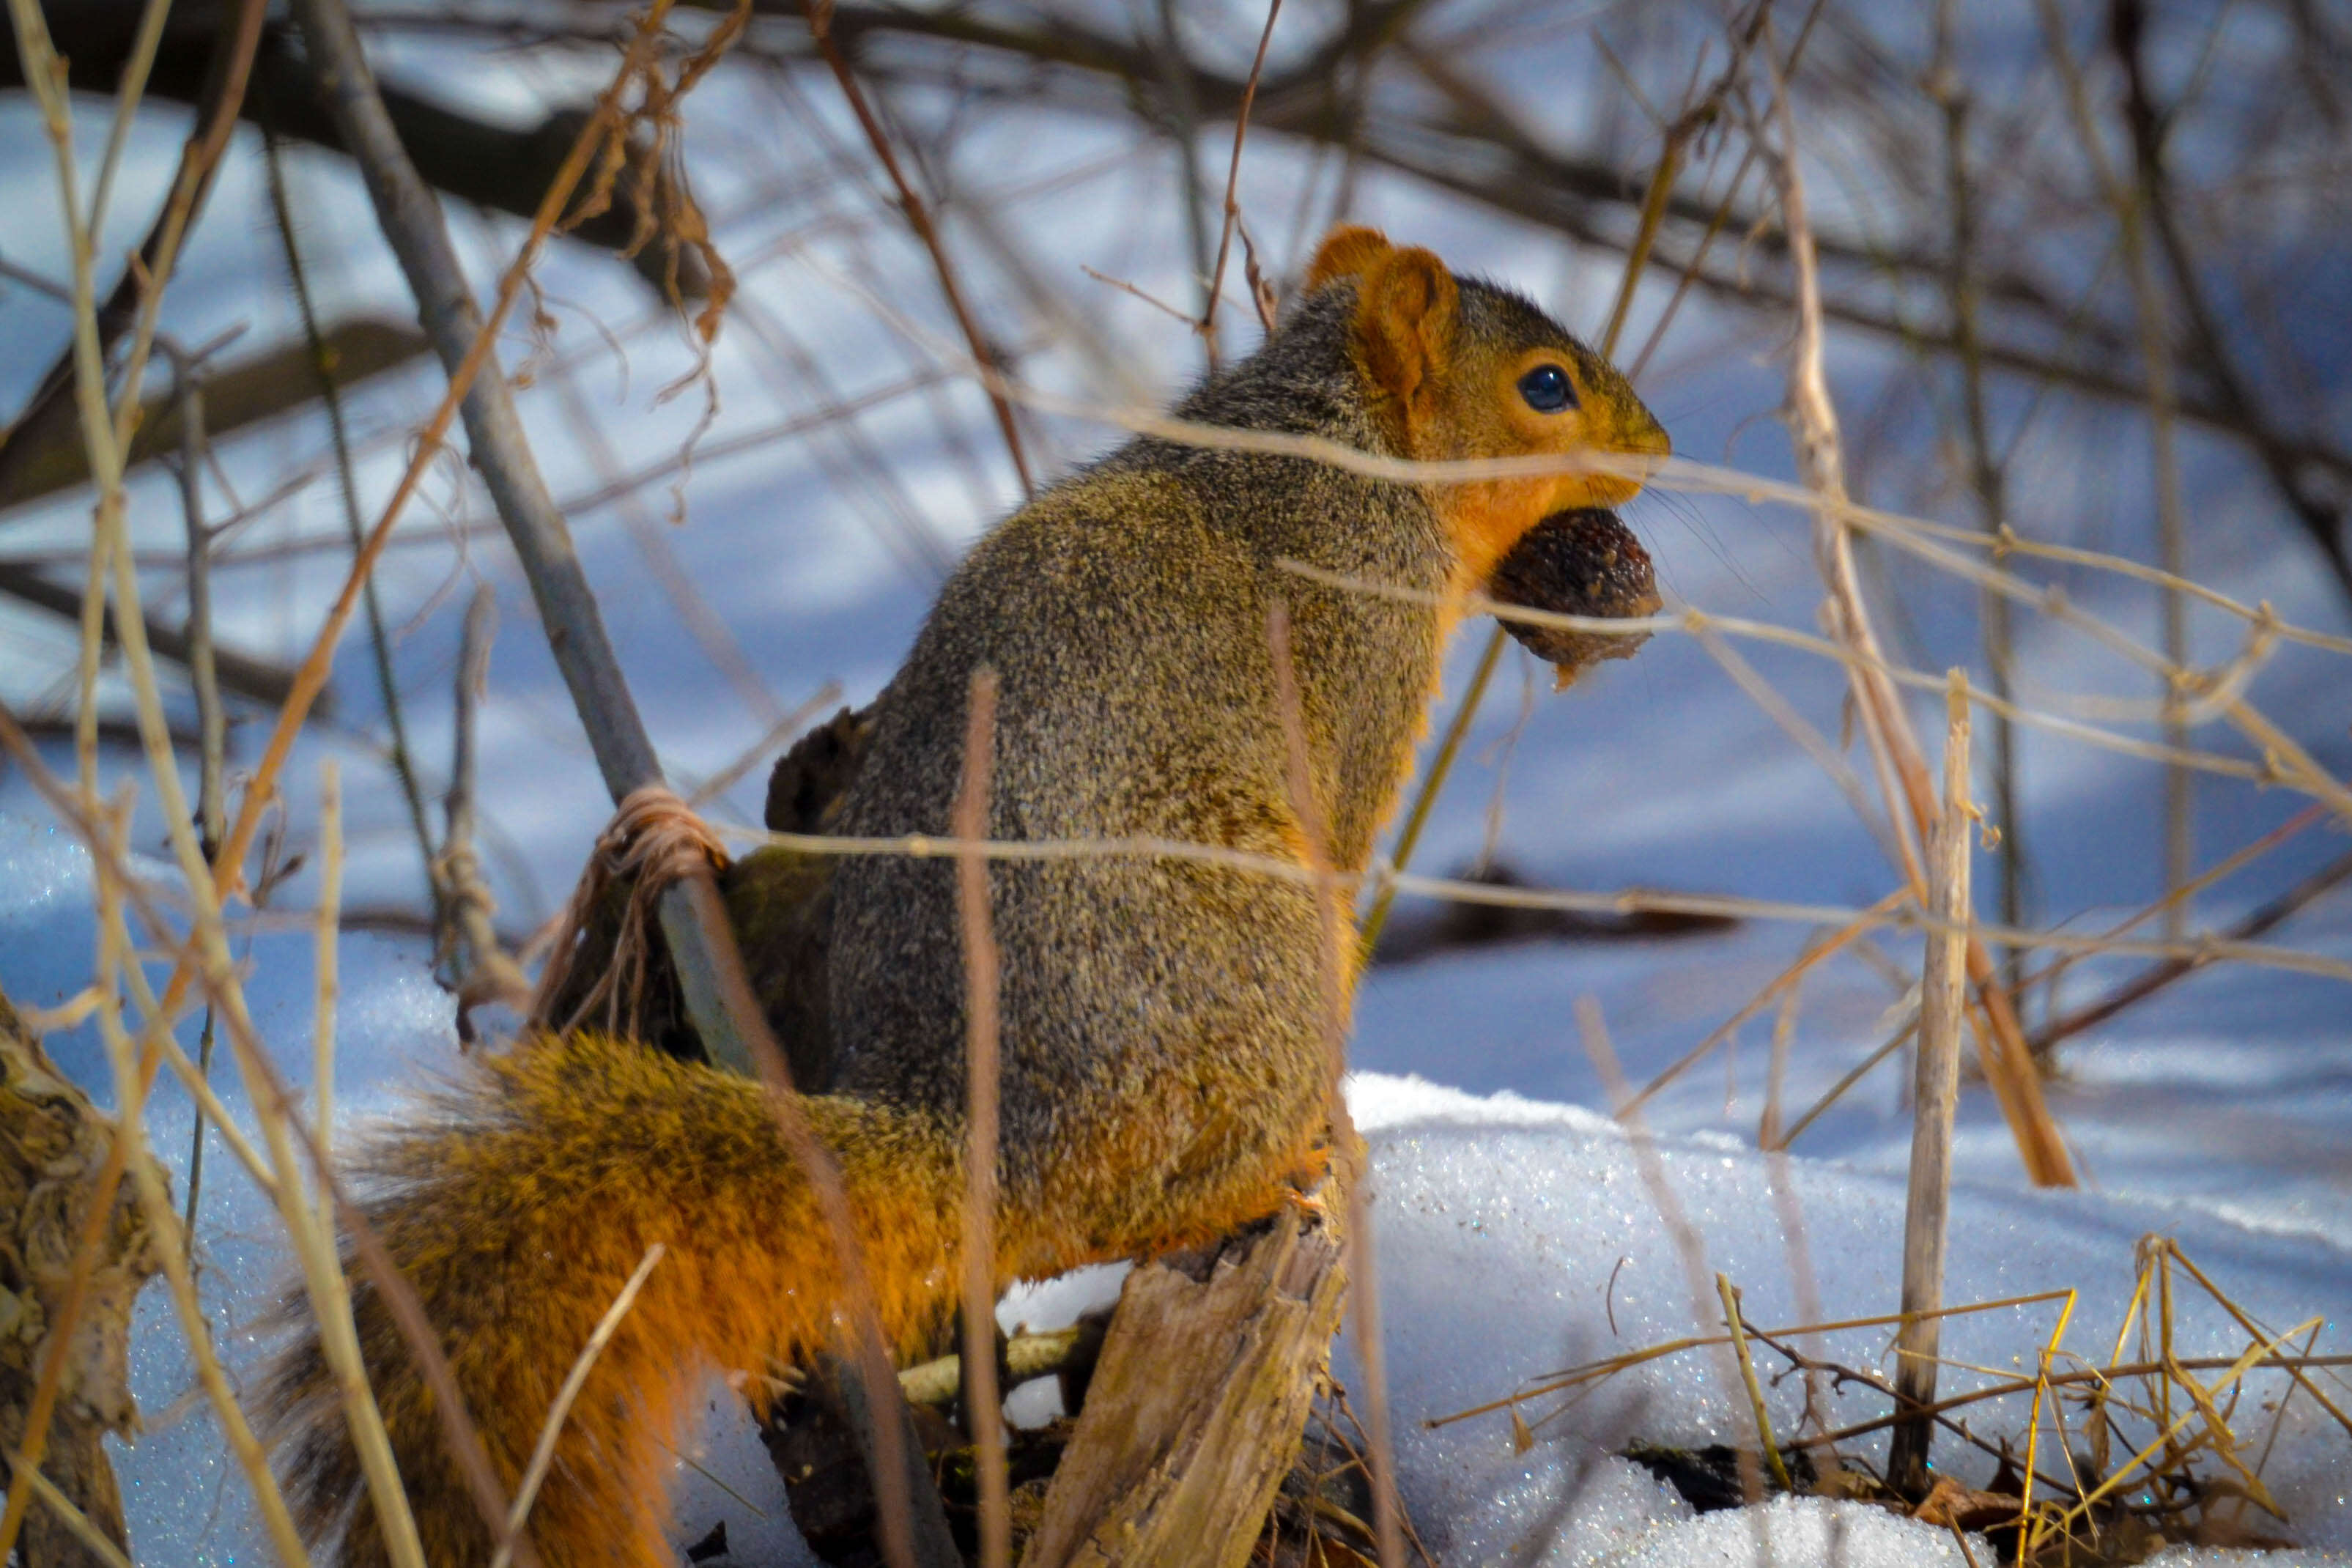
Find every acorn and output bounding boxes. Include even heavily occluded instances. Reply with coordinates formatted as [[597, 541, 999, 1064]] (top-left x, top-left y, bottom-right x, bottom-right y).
[[1487, 507, 1661, 686]]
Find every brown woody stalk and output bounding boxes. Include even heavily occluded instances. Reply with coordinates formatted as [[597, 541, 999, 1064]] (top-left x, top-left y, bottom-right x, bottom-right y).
[[1268, 604, 1402, 1567], [1757, 45, 2073, 1188], [736, 813, 2352, 984], [1198, 0, 1283, 366], [490, 1245, 666, 1568], [283, 0, 766, 1067], [81, 794, 312, 1567], [437, 585, 531, 1027], [805, 1, 1033, 497], [2032, 0, 2193, 939], [0, 714, 514, 1567], [1930, 0, 2027, 977], [1889, 673, 1974, 1497], [953, 670, 1012, 1568], [287, 6, 940, 1556]]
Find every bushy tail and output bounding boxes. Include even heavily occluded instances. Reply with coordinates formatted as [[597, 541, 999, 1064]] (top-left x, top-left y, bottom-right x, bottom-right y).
[[262, 1032, 963, 1568]]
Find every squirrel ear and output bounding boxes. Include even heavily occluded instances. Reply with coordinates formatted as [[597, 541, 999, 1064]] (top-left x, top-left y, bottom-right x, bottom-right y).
[[1305, 226, 1394, 292], [1352, 245, 1459, 426]]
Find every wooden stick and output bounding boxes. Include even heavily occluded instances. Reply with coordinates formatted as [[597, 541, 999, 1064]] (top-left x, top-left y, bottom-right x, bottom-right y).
[[1889, 671, 1974, 1497], [729, 816, 2352, 983], [314, 759, 342, 1153], [281, 0, 772, 1068], [490, 1246, 666, 1568], [278, 36, 938, 1556], [11, 1464, 134, 1568], [1756, 55, 2073, 1188], [1269, 604, 1402, 1567], [84, 841, 311, 1568], [1198, 0, 1284, 366], [952, 669, 1012, 1568], [436, 583, 531, 1024], [804, 1, 1032, 497], [1717, 1274, 1792, 1492], [1018, 1215, 1348, 1568]]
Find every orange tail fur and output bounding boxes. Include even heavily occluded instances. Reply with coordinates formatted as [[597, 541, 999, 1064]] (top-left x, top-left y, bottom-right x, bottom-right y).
[[263, 1032, 963, 1568]]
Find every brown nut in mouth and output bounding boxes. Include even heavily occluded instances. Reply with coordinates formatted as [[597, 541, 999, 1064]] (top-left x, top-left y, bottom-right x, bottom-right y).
[[1487, 507, 1663, 685]]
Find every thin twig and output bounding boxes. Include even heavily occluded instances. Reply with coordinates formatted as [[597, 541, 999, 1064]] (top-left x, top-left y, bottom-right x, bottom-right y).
[[1624, 891, 1906, 1120], [1199, 0, 1284, 365], [490, 1245, 667, 1568], [1889, 673, 1975, 1496], [1355, 624, 1504, 961], [1754, 38, 2072, 1187], [315, 760, 343, 1153], [725, 817, 2352, 983], [2027, 846, 2352, 1057], [1928, 1, 2027, 981], [805, 1, 1033, 496], [174, 350, 228, 1254], [953, 668, 1010, 1568], [1269, 602, 1402, 1567], [81, 791, 313, 1568], [262, 119, 443, 926], [1717, 1273, 1793, 1491], [11, 1464, 135, 1568], [437, 585, 531, 1029], [1760, 983, 1833, 1441]]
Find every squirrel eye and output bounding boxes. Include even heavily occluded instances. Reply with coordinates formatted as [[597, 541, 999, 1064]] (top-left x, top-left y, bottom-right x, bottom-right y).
[[1517, 363, 1578, 414]]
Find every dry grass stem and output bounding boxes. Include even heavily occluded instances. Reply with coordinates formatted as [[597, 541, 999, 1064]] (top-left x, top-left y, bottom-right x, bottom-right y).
[[1624, 891, 1907, 1120], [728, 825, 2352, 983], [12, 1462, 136, 1568], [2032, 0, 2196, 938], [490, 1244, 667, 1568], [1270, 603, 1403, 1567], [1356, 622, 1506, 961], [0, 707, 517, 1567], [315, 760, 342, 1153], [1199, 0, 1284, 366], [1577, 996, 1761, 1504], [1889, 673, 1975, 1495], [805, 2, 1033, 498], [952, 667, 1011, 1568], [1753, 51, 2068, 1186], [80, 791, 313, 1568], [1717, 1273, 1794, 1492]]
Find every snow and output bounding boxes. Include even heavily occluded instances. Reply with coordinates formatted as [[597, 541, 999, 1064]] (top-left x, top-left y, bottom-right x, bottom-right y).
[[1, 14, 2348, 1563], [5, 818, 2347, 1564]]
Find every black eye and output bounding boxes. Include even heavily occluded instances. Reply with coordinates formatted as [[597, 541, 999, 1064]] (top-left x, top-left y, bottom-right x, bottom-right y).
[[1518, 363, 1578, 413]]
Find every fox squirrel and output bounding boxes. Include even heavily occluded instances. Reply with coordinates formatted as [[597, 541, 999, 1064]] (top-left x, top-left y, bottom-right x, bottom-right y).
[[262, 226, 1669, 1567]]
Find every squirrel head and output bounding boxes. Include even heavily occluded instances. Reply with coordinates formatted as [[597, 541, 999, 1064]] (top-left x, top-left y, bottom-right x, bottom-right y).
[[1306, 225, 1671, 586]]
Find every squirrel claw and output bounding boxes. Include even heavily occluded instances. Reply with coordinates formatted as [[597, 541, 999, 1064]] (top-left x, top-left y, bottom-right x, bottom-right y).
[[1284, 1183, 1335, 1224]]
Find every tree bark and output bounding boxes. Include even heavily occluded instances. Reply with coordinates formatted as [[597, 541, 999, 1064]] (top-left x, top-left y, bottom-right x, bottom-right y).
[[1022, 1195, 1349, 1568]]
